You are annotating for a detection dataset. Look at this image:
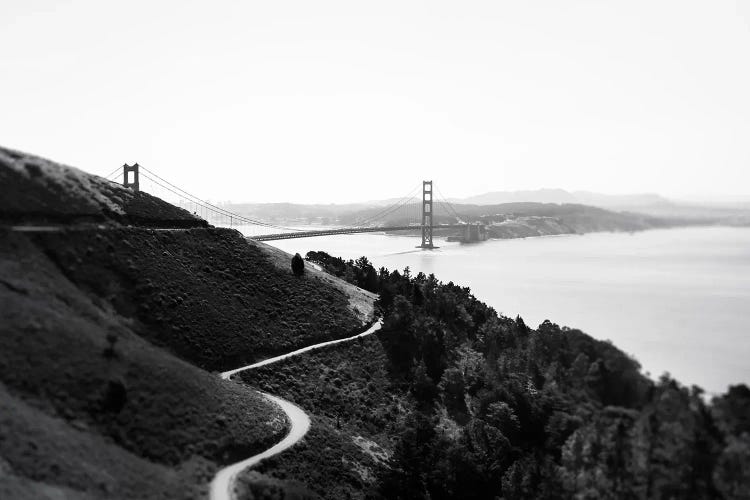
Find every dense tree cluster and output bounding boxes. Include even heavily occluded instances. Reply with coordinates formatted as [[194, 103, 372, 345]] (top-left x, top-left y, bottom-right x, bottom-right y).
[[306, 251, 379, 292], [316, 253, 750, 499]]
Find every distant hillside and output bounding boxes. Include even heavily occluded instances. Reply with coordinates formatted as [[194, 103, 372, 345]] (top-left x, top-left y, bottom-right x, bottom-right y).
[[338, 201, 671, 240], [456, 188, 578, 205], [572, 190, 673, 209], [451, 190, 750, 226], [218, 192, 689, 235], [216, 186, 750, 230], [453, 188, 673, 210], [456, 202, 669, 237]]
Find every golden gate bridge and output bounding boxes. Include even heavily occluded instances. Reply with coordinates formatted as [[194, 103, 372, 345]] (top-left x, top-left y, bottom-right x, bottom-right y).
[[102, 163, 485, 248]]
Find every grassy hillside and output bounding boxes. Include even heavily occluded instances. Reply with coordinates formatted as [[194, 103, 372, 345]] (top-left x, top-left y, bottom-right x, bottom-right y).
[[0, 230, 287, 499], [27, 227, 363, 371], [0, 146, 204, 227], [0, 147, 367, 499]]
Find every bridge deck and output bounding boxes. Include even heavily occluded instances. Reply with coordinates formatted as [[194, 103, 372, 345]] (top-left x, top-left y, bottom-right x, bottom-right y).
[[250, 225, 466, 241]]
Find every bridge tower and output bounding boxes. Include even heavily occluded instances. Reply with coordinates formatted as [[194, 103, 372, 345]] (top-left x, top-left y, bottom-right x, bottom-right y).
[[123, 163, 140, 192], [420, 180, 434, 249]]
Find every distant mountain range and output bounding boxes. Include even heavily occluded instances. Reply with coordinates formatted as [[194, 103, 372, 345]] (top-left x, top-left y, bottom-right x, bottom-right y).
[[216, 188, 749, 227], [450, 189, 673, 210]]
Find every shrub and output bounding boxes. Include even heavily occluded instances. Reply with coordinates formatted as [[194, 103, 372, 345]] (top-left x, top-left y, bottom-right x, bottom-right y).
[[291, 253, 305, 276]]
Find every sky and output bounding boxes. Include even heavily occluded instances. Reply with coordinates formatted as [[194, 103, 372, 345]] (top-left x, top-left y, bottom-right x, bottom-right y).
[[1, 1, 749, 203]]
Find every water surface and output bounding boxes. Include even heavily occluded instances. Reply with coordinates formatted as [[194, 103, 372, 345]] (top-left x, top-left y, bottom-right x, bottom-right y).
[[253, 226, 750, 395]]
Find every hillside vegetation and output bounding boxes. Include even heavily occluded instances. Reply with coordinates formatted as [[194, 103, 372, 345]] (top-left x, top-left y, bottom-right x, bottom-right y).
[[0, 147, 366, 499], [0, 146, 204, 227], [0, 227, 289, 499], [27, 227, 362, 371], [236, 253, 750, 499]]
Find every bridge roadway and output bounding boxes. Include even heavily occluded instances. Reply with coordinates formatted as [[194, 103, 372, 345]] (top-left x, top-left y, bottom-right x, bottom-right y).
[[251, 224, 467, 241]]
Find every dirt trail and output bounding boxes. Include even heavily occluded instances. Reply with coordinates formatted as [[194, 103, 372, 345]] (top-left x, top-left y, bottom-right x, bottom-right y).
[[209, 320, 383, 500]]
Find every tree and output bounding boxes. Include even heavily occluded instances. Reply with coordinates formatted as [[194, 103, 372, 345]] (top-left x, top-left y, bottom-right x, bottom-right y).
[[714, 435, 750, 499], [439, 367, 467, 416], [412, 284, 424, 306], [419, 320, 446, 382], [412, 360, 439, 404], [291, 252, 304, 276], [355, 256, 371, 270], [364, 266, 379, 292]]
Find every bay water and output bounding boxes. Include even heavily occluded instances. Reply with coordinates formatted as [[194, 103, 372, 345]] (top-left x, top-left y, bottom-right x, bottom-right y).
[[250, 226, 750, 396]]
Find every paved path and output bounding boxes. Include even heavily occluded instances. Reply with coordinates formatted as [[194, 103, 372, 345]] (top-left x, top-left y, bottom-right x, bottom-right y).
[[5, 223, 381, 499], [209, 319, 383, 500]]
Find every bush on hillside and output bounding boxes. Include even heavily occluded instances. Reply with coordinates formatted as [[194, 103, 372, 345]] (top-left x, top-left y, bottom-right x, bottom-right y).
[[291, 253, 305, 276]]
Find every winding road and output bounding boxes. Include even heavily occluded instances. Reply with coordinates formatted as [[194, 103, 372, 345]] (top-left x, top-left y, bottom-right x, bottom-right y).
[[7, 224, 380, 499], [209, 319, 383, 500]]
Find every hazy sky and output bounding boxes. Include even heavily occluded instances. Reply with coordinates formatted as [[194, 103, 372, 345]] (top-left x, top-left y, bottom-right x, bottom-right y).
[[2, 1, 749, 203]]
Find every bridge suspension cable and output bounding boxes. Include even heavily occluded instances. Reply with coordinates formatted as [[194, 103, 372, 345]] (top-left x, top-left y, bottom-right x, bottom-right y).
[[436, 186, 462, 222], [135, 166, 303, 232], [104, 163, 452, 241], [348, 184, 422, 227], [102, 165, 123, 182]]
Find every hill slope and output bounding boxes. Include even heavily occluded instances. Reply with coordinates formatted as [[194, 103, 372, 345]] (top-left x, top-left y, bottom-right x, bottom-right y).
[[0, 147, 370, 499], [0, 146, 204, 227]]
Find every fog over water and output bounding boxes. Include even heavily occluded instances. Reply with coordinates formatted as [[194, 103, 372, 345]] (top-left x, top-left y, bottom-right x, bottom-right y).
[[259, 226, 750, 395]]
